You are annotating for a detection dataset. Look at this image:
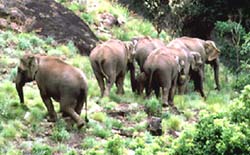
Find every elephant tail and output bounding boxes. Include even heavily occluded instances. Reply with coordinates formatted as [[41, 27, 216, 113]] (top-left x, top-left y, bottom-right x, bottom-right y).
[[146, 68, 153, 96], [96, 60, 109, 80], [81, 86, 88, 123]]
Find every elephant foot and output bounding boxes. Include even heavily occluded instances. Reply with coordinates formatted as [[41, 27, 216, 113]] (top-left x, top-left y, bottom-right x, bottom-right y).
[[162, 101, 171, 107], [47, 116, 57, 122], [77, 120, 85, 129], [170, 106, 182, 115], [47, 113, 57, 122], [215, 86, 220, 91], [21, 104, 29, 111], [85, 116, 89, 123], [62, 112, 70, 117]]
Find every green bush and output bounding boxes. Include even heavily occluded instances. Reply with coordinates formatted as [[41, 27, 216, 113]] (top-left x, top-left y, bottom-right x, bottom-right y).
[[214, 21, 250, 91], [144, 97, 162, 116], [32, 143, 53, 155], [92, 124, 110, 138], [51, 119, 70, 142], [105, 135, 125, 155], [172, 85, 250, 155], [214, 21, 246, 70], [82, 137, 95, 149]]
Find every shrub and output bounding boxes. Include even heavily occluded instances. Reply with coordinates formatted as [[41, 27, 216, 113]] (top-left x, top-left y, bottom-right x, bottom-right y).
[[144, 97, 162, 116], [91, 112, 107, 123], [51, 119, 70, 142], [214, 21, 246, 70], [0, 123, 17, 139], [82, 137, 95, 149], [32, 143, 53, 155], [81, 13, 94, 25], [105, 135, 125, 155], [92, 124, 110, 138], [172, 85, 250, 155]]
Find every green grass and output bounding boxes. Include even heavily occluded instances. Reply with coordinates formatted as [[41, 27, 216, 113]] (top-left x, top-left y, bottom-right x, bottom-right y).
[[163, 115, 184, 131], [92, 124, 111, 138], [82, 137, 96, 149], [91, 112, 107, 123], [0, 0, 243, 154], [144, 97, 162, 116], [32, 143, 53, 155]]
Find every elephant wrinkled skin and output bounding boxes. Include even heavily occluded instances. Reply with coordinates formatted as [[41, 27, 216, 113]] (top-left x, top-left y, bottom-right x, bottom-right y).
[[172, 37, 221, 91], [15, 54, 88, 128], [89, 39, 134, 97], [143, 47, 185, 107], [167, 39, 205, 98], [132, 36, 165, 94]]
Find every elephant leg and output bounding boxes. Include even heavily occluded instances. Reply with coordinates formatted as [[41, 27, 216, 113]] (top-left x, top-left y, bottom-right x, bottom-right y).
[[162, 86, 170, 107], [212, 59, 220, 90], [104, 74, 115, 97], [168, 78, 177, 106], [153, 82, 160, 98], [115, 72, 125, 94], [60, 97, 85, 128], [94, 71, 105, 97], [39, 91, 57, 122], [75, 100, 83, 115], [145, 72, 154, 97], [193, 70, 206, 99]]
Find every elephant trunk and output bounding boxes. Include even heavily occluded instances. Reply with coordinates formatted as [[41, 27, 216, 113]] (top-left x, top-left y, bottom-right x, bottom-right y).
[[15, 73, 25, 103], [213, 58, 220, 90], [128, 62, 136, 92]]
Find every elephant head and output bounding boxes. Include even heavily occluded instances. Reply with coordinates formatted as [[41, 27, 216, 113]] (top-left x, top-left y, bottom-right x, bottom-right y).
[[175, 56, 186, 83], [124, 41, 136, 63], [124, 41, 137, 92], [204, 40, 220, 61], [190, 52, 203, 71], [174, 56, 185, 74], [15, 54, 39, 103]]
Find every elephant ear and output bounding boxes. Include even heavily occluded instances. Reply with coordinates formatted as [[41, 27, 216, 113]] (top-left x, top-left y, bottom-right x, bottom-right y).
[[124, 41, 136, 62], [204, 40, 220, 61], [174, 56, 185, 73], [26, 55, 39, 79], [190, 52, 202, 70]]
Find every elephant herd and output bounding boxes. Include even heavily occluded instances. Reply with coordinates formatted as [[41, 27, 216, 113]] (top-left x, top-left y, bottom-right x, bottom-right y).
[[15, 36, 220, 128]]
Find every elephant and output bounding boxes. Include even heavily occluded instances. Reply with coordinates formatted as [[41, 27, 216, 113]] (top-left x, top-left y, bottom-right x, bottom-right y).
[[167, 40, 205, 98], [132, 36, 165, 72], [143, 47, 185, 107], [15, 53, 88, 128], [131, 36, 165, 94], [171, 37, 221, 90], [89, 39, 135, 97]]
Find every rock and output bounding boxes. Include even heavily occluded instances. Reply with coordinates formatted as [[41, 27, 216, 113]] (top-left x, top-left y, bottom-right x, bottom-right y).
[[99, 12, 121, 28], [147, 116, 162, 136], [1, 0, 99, 55]]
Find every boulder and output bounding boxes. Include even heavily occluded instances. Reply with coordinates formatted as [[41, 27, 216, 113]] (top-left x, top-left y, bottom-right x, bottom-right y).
[[1, 0, 99, 55]]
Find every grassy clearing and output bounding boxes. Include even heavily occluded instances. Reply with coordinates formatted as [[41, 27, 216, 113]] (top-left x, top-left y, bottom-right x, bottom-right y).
[[0, 0, 240, 154], [0, 30, 236, 154]]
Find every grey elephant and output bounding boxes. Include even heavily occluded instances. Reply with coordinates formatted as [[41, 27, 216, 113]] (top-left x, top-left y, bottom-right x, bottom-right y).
[[89, 39, 134, 97], [143, 47, 185, 107], [167, 40, 205, 98], [131, 36, 165, 94], [132, 36, 165, 71], [15, 54, 88, 128], [172, 37, 221, 90]]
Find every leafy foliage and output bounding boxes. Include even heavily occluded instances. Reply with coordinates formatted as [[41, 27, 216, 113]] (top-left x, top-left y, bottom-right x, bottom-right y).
[[214, 21, 250, 91], [172, 85, 250, 155]]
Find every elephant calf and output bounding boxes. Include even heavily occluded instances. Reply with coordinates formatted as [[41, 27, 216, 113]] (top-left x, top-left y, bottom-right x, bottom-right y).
[[15, 54, 88, 128], [90, 39, 134, 97], [143, 47, 185, 107]]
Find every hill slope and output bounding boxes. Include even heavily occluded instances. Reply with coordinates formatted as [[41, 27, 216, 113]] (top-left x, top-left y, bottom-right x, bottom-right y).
[[0, 0, 239, 154]]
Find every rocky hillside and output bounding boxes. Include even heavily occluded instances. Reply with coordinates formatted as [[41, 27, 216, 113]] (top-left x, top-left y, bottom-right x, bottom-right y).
[[0, 0, 243, 155]]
